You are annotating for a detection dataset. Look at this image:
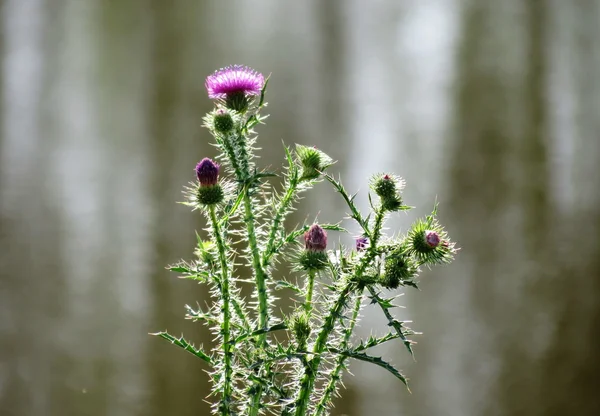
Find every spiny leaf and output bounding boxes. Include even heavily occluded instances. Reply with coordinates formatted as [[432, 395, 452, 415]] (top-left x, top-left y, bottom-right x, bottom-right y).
[[274, 280, 302, 293], [368, 286, 415, 357], [327, 347, 409, 389], [151, 331, 213, 365], [354, 332, 403, 352], [230, 322, 288, 345]]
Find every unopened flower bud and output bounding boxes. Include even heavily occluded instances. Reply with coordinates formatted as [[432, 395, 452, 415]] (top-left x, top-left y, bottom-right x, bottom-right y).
[[304, 224, 327, 251], [196, 158, 220, 186], [424, 230, 440, 248], [371, 173, 405, 212], [298, 224, 328, 271], [296, 144, 333, 180], [381, 250, 418, 289], [289, 310, 311, 349], [213, 109, 234, 133], [195, 158, 224, 205]]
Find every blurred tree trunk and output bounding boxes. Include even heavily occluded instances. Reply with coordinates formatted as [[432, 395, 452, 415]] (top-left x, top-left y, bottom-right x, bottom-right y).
[[536, 1, 600, 415], [447, 0, 600, 415]]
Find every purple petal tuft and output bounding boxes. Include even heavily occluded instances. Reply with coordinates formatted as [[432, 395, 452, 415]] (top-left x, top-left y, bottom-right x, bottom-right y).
[[196, 158, 220, 186], [205, 65, 264, 99]]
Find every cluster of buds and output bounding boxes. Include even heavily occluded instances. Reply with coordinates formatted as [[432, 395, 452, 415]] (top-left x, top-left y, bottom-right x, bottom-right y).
[[371, 173, 405, 212], [295, 144, 333, 180], [298, 224, 328, 271], [195, 158, 224, 206]]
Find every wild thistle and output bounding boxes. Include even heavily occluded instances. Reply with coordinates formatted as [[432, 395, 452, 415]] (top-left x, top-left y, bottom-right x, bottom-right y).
[[153, 65, 458, 415]]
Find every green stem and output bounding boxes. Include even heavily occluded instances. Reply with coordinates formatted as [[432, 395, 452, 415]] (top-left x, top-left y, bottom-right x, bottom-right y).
[[370, 208, 386, 247], [305, 269, 316, 315], [262, 173, 299, 267], [220, 133, 244, 181], [209, 205, 233, 415], [244, 187, 270, 416], [292, 188, 386, 415], [293, 281, 354, 416], [315, 294, 362, 415]]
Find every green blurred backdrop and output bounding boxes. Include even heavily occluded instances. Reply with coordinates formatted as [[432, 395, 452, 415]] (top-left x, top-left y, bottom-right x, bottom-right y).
[[1, 0, 599, 415]]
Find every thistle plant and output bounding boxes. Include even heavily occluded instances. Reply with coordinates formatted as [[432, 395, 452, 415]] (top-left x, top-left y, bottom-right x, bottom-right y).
[[153, 65, 458, 416]]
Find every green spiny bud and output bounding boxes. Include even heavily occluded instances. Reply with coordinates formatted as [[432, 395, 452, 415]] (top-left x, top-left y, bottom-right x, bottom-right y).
[[288, 310, 311, 349], [196, 185, 224, 206], [381, 249, 418, 289], [407, 216, 457, 265], [213, 108, 235, 133], [371, 173, 405, 212], [295, 144, 333, 180]]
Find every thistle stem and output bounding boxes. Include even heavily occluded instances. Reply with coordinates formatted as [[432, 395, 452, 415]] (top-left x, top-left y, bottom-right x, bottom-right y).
[[243, 186, 270, 416], [262, 174, 299, 267], [220, 133, 244, 181], [315, 294, 362, 415], [293, 281, 354, 416], [305, 269, 316, 315], [209, 205, 233, 414]]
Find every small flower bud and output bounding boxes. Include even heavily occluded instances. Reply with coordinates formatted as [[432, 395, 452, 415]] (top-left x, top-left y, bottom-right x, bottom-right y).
[[374, 174, 396, 199], [304, 224, 327, 251], [407, 217, 456, 264], [424, 230, 440, 248], [213, 109, 234, 133], [371, 173, 405, 212], [195, 158, 224, 206], [355, 236, 369, 252], [298, 224, 328, 271], [381, 249, 418, 289], [196, 158, 220, 186], [288, 310, 311, 350], [295, 144, 333, 180]]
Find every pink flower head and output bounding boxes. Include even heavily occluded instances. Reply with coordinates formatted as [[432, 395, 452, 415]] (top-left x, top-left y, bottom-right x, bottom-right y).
[[196, 158, 220, 186], [424, 230, 441, 248], [205, 65, 264, 99], [304, 224, 327, 252]]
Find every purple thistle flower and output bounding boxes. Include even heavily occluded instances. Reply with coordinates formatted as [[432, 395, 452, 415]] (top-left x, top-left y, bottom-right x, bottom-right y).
[[424, 230, 441, 248], [205, 65, 264, 99], [356, 236, 369, 252], [196, 158, 220, 187], [304, 224, 327, 252]]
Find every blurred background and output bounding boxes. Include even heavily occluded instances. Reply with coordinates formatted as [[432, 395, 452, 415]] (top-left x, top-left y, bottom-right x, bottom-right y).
[[1, 0, 599, 415]]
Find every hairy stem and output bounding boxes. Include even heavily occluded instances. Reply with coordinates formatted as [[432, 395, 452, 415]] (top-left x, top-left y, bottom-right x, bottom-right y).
[[243, 187, 270, 416], [305, 269, 316, 315], [262, 172, 299, 267], [370, 208, 386, 247], [293, 281, 354, 416], [220, 133, 244, 181], [315, 293, 362, 415], [209, 205, 233, 414]]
